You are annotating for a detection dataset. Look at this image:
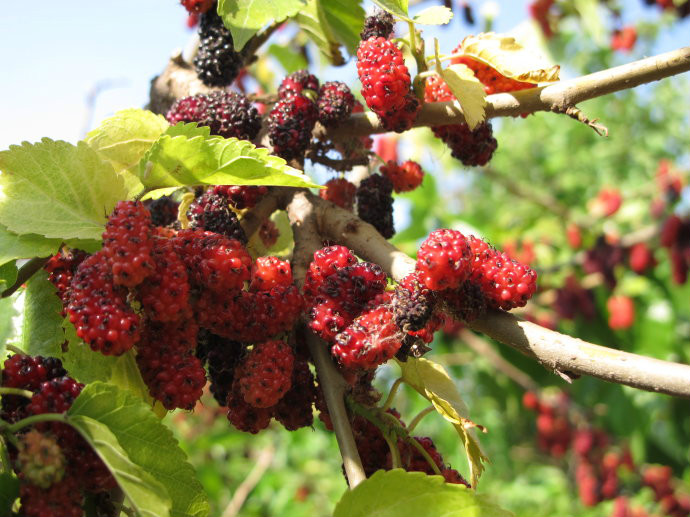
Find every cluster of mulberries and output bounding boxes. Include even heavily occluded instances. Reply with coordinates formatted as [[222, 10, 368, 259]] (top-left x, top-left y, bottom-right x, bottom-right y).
[[304, 245, 402, 370], [1, 353, 116, 517], [166, 91, 261, 141], [268, 70, 355, 161], [54, 199, 318, 424], [412, 229, 537, 324], [424, 75, 497, 166], [660, 214, 690, 284]]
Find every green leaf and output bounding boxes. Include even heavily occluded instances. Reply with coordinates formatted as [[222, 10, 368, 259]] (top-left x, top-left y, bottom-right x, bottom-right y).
[[399, 358, 488, 487], [371, 0, 410, 21], [438, 64, 487, 130], [0, 473, 19, 516], [0, 139, 129, 241], [60, 318, 119, 384], [86, 109, 169, 198], [267, 43, 309, 73], [68, 383, 209, 517], [413, 5, 453, 25], [68, 414, 172, 517], [0, 225, 61, 267], [0, 296, 17, 355], [333, 470, 514, 517], [296, 0, 345, 65], [21, 269, 64, 357], [322, 0, 366, 54], [218, 0, 305, 51], [0, 261, 17, 291], [139, 131, 320, 189], [165, 122, 214, 139], [109, 351, 157, 405]]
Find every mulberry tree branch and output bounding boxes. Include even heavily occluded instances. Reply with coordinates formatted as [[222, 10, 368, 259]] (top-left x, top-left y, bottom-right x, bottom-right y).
[[326, 46, 690, 138], [308, 191, 690, 399], [285, 190, 367, 489]]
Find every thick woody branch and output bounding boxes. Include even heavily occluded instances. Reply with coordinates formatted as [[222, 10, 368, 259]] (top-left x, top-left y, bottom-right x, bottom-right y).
[[468, 310, 690, 398], [309, 191, 690, 399], [327, 46, 690, 138], [285, 191, 366, 488]]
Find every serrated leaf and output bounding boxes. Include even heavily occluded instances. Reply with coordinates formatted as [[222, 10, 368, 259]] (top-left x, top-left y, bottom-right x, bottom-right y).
[[0, 225, 62, 267], [139, 132, 320, 189], [322, 0, 366, 54], [165, 122, 214, 139], [438, 64, 487, 129], [296, 0, 345, 65], [399, 358, 488, 487], [413, 5, 453, 25], [21, 270, 64, 357], [459, 33, 560, 84], [68, 414, 172, 517], [109, 351, 156, 406], [86, 109, 169, 198], [333, 469, 514, 517], [371, 0, 410, 21], [68, 382, 209, 517], [0, 473, 19, 516], [60, 318, 119, 384], [218, 0, 305, 51], [0, 139, 129, 240]]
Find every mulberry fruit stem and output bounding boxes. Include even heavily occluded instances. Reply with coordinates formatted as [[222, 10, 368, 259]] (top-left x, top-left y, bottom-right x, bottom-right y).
[[0, 387, 34, 399], [408, 436, 444, 476], [380, 378, 403, 412], [5, 412, 68, 434], [0, 436, 10, 473], [406, 406, 435, 434]]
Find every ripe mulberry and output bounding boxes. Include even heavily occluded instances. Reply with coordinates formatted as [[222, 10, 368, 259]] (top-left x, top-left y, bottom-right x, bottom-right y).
[[303, 245, 358, 301], [237, 340, 294, 408], [19, 475, 84, 517], [278, 70, 320, 99], [357, 37, 411, 116], [320, 178, 357, 210], [317, 81, 355, 127], [267, 94, 318, 161], [226, 378, 274, 433], [333, 305, 402, 369], [194, 9, 242, 87], [173, 229, 252, 291], [166, 91, 261, 141], [356, 174, 395, 239], [360, 9, 395, 40], [213, 184, 268, 210], [187, 189, 247, 243], [416, 229, 472, 291], [67, 252, 141, 356], [198, 330, 245, 405], [144, 196, 179, 227], [101, 201, 154, 287], [391, 275, 436, 332], [250, 256, 293, 291], [274, 359, 316, 430], [380, 160, 424, 193]]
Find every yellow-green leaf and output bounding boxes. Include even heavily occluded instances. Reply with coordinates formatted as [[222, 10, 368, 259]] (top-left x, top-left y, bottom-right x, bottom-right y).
[[399, 357, 488, 487], [138, 131, 320, 189], [86, 109, 169, 197], [459, 32, 560, 84], [413, 5, 453, 25], [0, 139, 128, 241], [334, 469, 513, 517], [438, 65, 487, 130]]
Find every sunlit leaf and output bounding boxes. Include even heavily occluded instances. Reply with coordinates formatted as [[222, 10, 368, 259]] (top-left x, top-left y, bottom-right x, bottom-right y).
[[399, 358, 488, 487], [413, 5, 453, 25], [459, 32, 560, 84], [334, 469, 513, 517]]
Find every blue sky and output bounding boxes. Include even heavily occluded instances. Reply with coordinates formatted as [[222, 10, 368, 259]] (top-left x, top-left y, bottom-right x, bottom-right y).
[[0, 1, 687, 151]]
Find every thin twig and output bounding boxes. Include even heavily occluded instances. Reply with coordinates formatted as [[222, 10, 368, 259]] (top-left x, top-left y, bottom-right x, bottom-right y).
[[222, 446, 275, 517], [1, 257, 50, 298], [407, 407, 435, 434]]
